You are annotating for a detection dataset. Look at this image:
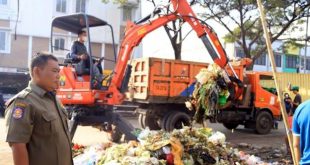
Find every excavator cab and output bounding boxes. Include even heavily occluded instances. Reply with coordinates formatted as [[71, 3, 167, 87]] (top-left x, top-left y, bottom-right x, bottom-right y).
[[51, 13, 117, 104], [50, 13, 137, 142]]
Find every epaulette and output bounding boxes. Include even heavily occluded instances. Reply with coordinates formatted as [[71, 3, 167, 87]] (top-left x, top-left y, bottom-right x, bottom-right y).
[[17, 88, 31, 99], [5, 88, 31, 108]]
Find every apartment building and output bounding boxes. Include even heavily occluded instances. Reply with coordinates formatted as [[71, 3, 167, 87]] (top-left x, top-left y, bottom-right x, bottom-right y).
[[225, 40, 310, 73], [0, 0, 141, 73]]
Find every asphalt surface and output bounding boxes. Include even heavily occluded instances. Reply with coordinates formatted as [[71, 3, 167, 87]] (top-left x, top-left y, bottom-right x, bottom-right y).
[[124, 113, 287, 148], [0, 115, 288, 165]]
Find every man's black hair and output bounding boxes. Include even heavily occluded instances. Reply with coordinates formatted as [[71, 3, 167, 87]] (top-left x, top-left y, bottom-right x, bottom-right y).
[[78, 30, 86, 36], [30, 52, 58, 76]]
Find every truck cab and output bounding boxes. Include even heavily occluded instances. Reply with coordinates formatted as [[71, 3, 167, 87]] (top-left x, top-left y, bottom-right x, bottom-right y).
[[217, 71, 280, 134]]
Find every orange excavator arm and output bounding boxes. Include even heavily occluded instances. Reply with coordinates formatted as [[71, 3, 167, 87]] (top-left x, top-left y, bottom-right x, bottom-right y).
[[107, 0, 229, 104]]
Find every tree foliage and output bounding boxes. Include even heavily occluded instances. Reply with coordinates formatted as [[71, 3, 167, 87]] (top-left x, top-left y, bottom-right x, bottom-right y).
[[195, 0, 310, 68]]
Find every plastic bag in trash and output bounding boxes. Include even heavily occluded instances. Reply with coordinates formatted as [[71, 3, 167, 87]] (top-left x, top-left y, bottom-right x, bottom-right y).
[[208, 131, 226, 145]]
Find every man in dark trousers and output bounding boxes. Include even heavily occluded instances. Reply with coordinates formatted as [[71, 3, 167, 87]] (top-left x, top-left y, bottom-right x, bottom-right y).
[[70, 30, 103, 88], [5, 53, 72, 165], [291, 86, 302, 115]]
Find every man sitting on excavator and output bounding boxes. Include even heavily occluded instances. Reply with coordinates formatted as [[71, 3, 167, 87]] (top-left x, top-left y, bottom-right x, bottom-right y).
[[70, 30, 103, 88]]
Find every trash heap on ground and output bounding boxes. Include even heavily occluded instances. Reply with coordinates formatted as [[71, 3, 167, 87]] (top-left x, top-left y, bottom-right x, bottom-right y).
[[73, 127, 279, 165], [73, 63, 285, 165]]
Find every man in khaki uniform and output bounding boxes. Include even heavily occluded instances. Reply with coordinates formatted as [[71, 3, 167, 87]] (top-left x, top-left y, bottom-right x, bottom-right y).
[[5, 53, 73, 165]]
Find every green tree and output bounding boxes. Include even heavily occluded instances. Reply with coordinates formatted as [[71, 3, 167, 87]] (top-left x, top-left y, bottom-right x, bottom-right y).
[[195, 0, 310, 69]]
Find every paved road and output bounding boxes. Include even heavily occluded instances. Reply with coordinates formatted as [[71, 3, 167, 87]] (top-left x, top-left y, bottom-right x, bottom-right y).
[[125, 114, 287, 147], [0, 115, 287, 164], [207, 121, 287, 147]]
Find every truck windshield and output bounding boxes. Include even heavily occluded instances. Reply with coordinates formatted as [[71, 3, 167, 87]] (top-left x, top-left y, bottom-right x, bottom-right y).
[[259, 75, 277, 95]]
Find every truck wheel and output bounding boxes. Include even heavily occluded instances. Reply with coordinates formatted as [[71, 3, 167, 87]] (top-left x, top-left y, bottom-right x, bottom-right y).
[[256, 111, 273, 134], [165, 112, 191, 132], [223, 123, 239, 130], [138, 114, 146, 129], [160, 111, 175, 131], [145, 113, 161, 130]]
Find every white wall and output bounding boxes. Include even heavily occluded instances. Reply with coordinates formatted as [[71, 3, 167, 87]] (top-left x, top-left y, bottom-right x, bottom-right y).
[[0, 0, 15, 20], [224, 42, 237, 60], [6, 0, 130, 45], [9, 0, 54, 37], [87, 0, 121, 43], [300, 47, 310, 57]]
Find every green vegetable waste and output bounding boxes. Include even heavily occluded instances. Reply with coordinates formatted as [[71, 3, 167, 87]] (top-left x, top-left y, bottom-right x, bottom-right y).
[[187, 64, 230, 124]]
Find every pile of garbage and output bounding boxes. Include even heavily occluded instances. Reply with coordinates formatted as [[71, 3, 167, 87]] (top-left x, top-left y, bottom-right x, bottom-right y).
[[73, 127, 277, 165], [72, 143, 86, 158], [185, 63, 231, 123]]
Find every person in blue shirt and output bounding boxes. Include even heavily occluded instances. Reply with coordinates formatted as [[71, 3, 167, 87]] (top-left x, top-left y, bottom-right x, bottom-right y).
[[292, 100, 310, 164]]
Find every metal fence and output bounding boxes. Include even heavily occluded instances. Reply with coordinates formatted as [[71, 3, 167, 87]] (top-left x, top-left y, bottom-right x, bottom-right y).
[[260, 73, 310, 101]]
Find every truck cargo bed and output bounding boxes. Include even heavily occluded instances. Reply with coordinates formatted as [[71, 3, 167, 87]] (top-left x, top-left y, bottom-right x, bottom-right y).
[[129, 58, 207, 103]]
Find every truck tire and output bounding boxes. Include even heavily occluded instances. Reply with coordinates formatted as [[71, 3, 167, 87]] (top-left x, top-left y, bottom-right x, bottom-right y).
[[223, 123, 239, 130], [145, 113, 161, 130], [256, 111, 273, 134], [138, 113, 146, 129], [165, 112, 191, 132], [160, 111, 175, 131]]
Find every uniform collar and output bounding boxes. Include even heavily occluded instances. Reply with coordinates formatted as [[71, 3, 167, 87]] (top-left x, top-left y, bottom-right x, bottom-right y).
[[28, 81, 48, 97]]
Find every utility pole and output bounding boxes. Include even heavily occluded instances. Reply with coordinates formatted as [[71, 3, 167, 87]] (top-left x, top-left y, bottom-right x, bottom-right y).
[[304, 8, 309, 73], [256, 0, 298, 164]]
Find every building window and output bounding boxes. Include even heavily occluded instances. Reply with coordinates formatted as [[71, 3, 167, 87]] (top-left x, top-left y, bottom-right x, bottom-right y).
[[275, 54, 282, 67], [255, 54, 266, 65], [76, 0, 86, 13], [54, 38, 65, 51], [56, 0, 66, 13], [122, 7, 133, 22], [0, 30, 10, 53], [286, 55, 298, 68], [306, 59, 310, 70], [236, 48, 245, 58], [300, 58, 310, 70], [0, 0, 7, 5]]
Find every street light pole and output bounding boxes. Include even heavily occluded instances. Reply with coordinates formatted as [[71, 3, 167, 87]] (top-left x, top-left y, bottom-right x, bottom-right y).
[[304, 8, 309, 73]]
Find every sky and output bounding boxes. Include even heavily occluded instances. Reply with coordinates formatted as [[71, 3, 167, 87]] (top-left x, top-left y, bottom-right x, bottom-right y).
[[139, 0, 230, 63], [138, 0, 310, 63]]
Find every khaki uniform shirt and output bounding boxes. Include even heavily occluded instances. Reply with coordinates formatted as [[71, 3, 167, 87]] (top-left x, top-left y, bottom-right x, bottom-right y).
[[5, 82, 73, 165]]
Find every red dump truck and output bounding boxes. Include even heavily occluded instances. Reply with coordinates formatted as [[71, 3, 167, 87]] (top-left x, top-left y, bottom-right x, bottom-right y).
[[128, 57, 281, 134]]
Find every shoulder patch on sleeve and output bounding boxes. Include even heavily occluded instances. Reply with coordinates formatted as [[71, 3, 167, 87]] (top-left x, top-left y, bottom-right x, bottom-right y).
[[12, 107, 25, 119]]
